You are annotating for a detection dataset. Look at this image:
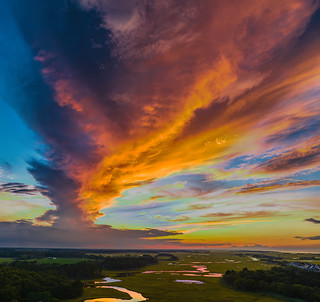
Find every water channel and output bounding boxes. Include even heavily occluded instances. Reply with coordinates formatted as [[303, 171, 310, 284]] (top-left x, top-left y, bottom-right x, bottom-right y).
[[84, 277, 148, 302]]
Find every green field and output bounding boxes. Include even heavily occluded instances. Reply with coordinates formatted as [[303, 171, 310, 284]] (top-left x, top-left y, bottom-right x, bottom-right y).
[[0, 257, 13, 263], [65, 251, 311, 302]]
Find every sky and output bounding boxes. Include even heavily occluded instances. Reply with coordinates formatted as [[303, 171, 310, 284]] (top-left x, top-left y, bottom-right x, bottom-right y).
[[0, 0, 319, 251]]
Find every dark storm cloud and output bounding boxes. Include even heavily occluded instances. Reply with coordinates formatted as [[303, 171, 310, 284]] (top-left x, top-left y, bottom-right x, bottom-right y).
[[5, 0, 124, 226], [10, 0, 151, 142], [9, 0, 103, 164], [0, 182, 39, 195], [12, 0, 115, 85], [6, 0, 172, 224], [28, 160, 85, 226], [305, 218, 320, 224]]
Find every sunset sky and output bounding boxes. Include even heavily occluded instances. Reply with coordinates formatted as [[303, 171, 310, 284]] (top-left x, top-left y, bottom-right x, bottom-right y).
[[0, 0, 319, 251]]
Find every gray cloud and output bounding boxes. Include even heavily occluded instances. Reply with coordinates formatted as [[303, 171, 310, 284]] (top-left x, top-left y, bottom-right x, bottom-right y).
[[257, 145, 320, 173], [294, 235, 320, 241], [201, 210, 279, 219], [305, 218, 320, 224], [154, 174, 226, 199], [0, 182, 40, 195], [36, 210, 58, 224], [0, 220, 181, 248], [237, 180, 320, 194], [240, 244, 269, 249], [28, 160, 87, 228]]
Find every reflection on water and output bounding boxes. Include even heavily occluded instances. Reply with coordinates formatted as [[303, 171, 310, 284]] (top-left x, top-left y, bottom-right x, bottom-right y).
[[95, 277, 122, 284], [143, 265, 208, 274], [85, 286, 148, 302], [175, 280, 205, 284], [203, 273, 223, 277], [85, 277, 148, 302], [143, 263, 221, 278], [192, 265, 209, 273]]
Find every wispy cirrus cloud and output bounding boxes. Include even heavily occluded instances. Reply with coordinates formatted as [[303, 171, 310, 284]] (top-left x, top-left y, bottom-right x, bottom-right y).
[[166, 215, 190, 222], [0, 182, 40, 195], [200, 210, 283, 220], [237, 180, 320, 194], [257, 144, 320, 174], [180, 203, 214, 211]]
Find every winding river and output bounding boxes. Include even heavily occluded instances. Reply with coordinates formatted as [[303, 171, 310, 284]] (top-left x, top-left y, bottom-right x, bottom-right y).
[[84, 277, 148, 302]]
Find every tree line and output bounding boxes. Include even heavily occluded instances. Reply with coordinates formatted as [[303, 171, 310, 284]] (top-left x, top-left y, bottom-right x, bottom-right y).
[[0, 254, 159, 302], [102, 254, 158, 270], [222, 267, 320, 302], [0, 264, 83, 302]]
